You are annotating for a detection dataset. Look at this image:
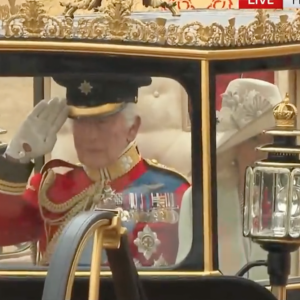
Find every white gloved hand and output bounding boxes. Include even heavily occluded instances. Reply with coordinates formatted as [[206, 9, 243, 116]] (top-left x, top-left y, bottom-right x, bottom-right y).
[[5, 97, 69, 163]]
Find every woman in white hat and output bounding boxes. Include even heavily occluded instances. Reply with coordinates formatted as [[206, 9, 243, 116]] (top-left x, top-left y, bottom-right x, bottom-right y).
[[177, 78, 283, 279], [217, 78, 283, 279]]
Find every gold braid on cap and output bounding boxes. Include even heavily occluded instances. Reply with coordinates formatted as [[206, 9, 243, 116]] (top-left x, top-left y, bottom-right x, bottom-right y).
[[273, 93, 297, 128]]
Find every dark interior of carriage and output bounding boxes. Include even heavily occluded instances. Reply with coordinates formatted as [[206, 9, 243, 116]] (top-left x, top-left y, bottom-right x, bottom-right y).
[[0, 51, 300, 300]]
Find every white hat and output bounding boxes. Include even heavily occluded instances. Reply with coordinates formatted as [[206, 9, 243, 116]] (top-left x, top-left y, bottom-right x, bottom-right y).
[[217, 78, 282, 154]]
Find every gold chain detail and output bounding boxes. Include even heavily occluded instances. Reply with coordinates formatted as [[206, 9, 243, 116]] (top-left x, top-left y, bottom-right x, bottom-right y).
[[38, 169, 96, 214], [37, 170, 105, 265]]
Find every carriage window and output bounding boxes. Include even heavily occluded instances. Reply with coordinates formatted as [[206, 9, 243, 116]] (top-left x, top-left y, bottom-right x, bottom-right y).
[[0, 77, 34, 264], [0, 74, 191, 269], [216, 69, 292, 280]]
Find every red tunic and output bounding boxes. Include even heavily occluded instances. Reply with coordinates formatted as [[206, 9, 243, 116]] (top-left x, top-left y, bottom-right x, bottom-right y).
[[0, 146, 190, 266]]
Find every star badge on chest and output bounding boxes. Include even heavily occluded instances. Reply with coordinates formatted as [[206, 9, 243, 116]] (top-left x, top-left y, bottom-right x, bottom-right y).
[[134, 225, 161, 260], [78, 80, 93, 95]]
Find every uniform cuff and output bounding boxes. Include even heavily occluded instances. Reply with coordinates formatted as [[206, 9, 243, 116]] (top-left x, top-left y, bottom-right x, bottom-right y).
[[0, 153, 34, 194]]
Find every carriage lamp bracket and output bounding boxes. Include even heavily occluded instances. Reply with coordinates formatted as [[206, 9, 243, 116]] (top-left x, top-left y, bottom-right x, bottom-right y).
[[235, 260, 268, 277], [242, 94, 300, 300]]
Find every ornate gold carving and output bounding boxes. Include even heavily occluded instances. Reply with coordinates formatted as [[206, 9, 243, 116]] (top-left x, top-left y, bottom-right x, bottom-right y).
[[236, 10, 300, 45], [166, 16, 236, 46], [73, 0, 171, 41], [2, 0, 300, 47], [273, 93, 298, 128], [60, 0, 180, 18], [4, 0, 72, 38], [0, 0, 21, 26], [0, 5, 10, 25]]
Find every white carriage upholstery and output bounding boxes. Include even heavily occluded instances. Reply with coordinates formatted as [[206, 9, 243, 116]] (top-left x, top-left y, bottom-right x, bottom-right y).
[[136, 77, 191, 180]]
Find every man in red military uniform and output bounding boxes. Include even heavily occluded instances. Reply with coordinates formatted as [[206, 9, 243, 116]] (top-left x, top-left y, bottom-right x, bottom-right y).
[[0, 74, 190, 266]]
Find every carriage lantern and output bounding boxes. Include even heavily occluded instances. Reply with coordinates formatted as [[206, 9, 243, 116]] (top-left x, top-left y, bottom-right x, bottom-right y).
[[243, 93, 300, 300]]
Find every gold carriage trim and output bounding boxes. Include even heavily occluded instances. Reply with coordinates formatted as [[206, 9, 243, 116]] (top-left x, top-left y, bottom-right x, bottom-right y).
[[1, 0, 300, 47], [145, 158, 190, 184], [0, 179, 27, 194]]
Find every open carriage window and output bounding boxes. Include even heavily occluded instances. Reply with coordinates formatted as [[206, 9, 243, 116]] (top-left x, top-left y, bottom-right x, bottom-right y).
[[0, 53, 194, 270], [215, 66, 296, 280]]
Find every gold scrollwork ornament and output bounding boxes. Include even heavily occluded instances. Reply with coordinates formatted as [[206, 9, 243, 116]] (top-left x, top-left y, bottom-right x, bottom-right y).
[[237, 10, 274, 45], [0, 5, 10, 25], [237, 9, 300, 45], [2, 0, 300, 46], [4, 0, 72, 38], [0, 0, 20, 26], [167, 16, 236, 46], [61, 0, 180, 18], [75, 0, 169, 43]]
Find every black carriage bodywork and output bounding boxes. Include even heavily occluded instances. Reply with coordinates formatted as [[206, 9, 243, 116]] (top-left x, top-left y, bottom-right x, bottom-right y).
[[0, 2, 300, 300]]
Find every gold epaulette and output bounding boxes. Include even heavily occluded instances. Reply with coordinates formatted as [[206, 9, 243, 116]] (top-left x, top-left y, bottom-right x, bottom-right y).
[[40, 159, 80, 174], [144, 159, 190, 184]]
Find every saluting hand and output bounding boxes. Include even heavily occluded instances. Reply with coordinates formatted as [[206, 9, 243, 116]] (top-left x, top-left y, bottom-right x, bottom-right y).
[[5, 98, 69, 163]]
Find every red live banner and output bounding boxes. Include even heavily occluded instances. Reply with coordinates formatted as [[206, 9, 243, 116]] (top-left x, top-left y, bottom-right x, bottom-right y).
[[238, 0, 283, 8]]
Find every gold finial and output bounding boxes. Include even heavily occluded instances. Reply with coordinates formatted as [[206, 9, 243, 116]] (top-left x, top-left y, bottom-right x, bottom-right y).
[[273, 93, 298, 128], [4, 0, 67, 38]]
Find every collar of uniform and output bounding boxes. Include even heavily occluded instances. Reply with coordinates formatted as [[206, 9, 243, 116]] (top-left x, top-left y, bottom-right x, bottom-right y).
[[83, 141, 141, 182]]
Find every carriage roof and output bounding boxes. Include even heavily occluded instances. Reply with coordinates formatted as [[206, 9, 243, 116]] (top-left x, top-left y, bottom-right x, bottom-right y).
[[0, 0, 300, 60]]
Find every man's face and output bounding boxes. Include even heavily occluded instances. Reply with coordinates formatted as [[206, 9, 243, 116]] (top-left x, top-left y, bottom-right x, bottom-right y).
[[72, 111, 140, 169]]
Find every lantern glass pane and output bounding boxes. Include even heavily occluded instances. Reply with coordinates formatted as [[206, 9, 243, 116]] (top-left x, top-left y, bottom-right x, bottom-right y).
[[252, 167, 290, 238], [243, 167, 253, 236], [289, 169, 300, 238]]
